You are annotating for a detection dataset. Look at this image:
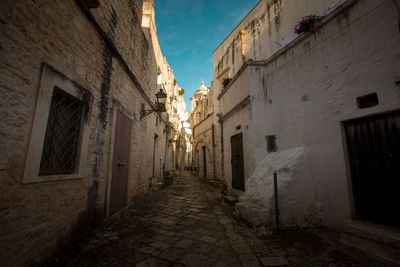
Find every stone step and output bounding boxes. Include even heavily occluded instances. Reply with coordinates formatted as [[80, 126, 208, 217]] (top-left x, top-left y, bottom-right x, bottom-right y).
[[151, 182, 164, 191], [340, 222, 400, 265], [235, 201, 269, 227], [223, 195, 239, 206]]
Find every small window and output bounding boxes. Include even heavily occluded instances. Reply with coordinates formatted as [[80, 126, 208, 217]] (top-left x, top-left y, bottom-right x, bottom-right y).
[[39, 88, 84, 176], [357, 93, 379, 109], [266, 135, 277, 153], [23, 64, 91, 183]]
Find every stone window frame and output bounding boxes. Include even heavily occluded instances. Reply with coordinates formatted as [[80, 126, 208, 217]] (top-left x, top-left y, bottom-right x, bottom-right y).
[[22, 64, 92, 184]]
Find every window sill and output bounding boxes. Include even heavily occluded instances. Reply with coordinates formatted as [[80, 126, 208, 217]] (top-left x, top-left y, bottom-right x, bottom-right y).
[[22, 173, 85, 184]]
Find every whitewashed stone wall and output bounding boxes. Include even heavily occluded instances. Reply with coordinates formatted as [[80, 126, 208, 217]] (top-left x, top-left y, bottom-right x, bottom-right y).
[[244, 0, 400, 226]]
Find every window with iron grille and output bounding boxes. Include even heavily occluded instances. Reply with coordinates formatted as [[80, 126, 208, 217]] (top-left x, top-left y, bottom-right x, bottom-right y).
[[22, 64, 92, 183], [39, 87, 84, 176]]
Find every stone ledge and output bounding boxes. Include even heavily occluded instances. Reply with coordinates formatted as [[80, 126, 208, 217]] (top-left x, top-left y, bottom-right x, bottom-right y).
[[340, 222, 400, 264], [223, 195, 239, 206], [235, 201, 269, 227], [150, 182, 164, 191]]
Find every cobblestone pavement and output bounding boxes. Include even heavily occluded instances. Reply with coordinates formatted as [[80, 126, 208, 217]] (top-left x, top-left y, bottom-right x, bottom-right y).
[[52, 175, 389, 267]]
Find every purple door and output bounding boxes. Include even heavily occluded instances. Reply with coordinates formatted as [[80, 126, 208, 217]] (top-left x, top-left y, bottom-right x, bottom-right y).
[[110, 111, 132, 215]]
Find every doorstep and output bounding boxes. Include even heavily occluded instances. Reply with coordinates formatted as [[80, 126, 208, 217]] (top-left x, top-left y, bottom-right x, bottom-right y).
[[340, 221, 400, 264], [223, 195, 239, 206], [150, 182, 164, 191]]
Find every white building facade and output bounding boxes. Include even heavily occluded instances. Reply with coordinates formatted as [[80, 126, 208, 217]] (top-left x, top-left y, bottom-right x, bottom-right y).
[[212, 0, 400, 263]]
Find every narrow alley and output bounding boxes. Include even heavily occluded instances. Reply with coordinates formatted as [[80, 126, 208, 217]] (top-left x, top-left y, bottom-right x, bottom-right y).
[[1, 0, 400, 265], [47, 174, 387, 267]]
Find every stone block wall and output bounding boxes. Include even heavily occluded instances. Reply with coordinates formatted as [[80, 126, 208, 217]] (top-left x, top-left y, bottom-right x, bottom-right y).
[[0, 0, 168, 266]]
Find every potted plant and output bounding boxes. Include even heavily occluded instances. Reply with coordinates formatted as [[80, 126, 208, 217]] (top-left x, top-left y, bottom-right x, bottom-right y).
[[222, 78, 232, 88], [294, 15, 323, 34]]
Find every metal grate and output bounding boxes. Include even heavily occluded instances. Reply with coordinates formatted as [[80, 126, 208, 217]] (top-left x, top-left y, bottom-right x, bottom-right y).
[[39, 87, 84, 176]]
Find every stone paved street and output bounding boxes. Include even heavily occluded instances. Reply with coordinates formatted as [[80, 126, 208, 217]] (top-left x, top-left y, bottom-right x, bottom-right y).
[[50, 175, 389, 267]]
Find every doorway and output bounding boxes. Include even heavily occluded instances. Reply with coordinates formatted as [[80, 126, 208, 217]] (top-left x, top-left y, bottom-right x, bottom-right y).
[[231, 133, 245, 191], [344, 110, 400, 227], [152, 134, 158, 178], [202, 146, 207, 178], [110, 111, 132, 215]]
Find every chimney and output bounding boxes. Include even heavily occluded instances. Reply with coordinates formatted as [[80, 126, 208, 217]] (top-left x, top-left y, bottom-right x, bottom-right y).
[[240, 30, 246, 64]]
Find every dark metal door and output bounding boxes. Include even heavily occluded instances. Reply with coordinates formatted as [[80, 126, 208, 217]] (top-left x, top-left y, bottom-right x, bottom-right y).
[[202, 146, 207, 178], [110, 111, 132, 215], [231, 133, 245, 191], [344, 110, 400, 227]]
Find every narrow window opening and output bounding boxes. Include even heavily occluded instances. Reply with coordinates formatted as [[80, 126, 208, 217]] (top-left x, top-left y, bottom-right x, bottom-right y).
[[266, 135, 277, 153], [357, 93, 379, 109]]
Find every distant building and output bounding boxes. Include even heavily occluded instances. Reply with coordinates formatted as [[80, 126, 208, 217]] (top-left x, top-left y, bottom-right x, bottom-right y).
[[190, 80, 219, 179], [142, 0, 190, 175]]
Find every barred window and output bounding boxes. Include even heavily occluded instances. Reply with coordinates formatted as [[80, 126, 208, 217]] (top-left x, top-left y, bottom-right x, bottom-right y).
[[23, 64, 91, 183], [39, 87, 84, 176]]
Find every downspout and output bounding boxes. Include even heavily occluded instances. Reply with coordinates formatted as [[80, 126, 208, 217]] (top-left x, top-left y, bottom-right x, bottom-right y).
[[393, 0, 400, 32], [217, 114, 224, 181]]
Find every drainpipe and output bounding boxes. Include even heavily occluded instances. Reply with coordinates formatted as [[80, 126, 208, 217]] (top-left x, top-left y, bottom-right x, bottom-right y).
[[393, 0, 400, 32], [240, 29, 246, 64], [274, 172, 280, 232], [217, 113, 224, 181]]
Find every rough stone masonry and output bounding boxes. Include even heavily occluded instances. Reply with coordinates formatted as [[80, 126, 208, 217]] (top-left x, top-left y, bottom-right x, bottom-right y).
[[0, 0, 172, 266]]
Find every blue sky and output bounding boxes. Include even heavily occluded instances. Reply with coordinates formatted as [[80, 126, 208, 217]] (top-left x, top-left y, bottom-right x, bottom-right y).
[[154, 0, 259, 111]]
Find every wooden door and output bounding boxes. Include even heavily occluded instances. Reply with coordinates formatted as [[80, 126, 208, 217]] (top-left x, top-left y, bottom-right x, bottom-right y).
[[110, 111, 132, 215], [231, 133, 245, 191], [344, 110, 400, 227], [202, 146, 207, 178], [152, 134, 158, 178]]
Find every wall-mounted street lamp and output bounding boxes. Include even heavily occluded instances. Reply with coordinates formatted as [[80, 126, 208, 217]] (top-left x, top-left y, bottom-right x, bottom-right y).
[[140, 88, 167, 119]]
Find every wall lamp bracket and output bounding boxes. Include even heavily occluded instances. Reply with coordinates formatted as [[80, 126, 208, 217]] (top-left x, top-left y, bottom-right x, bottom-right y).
[[140, 88, 167, 120], [140, 104, 155, 119]]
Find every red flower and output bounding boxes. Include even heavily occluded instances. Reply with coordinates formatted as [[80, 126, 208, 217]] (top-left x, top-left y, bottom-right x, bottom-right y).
[[294, 15, 323, 34]]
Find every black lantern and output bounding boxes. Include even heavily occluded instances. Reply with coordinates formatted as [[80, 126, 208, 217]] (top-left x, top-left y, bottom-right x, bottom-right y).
[[155, 88, 167, 112], [140, 88, 167, 119]]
